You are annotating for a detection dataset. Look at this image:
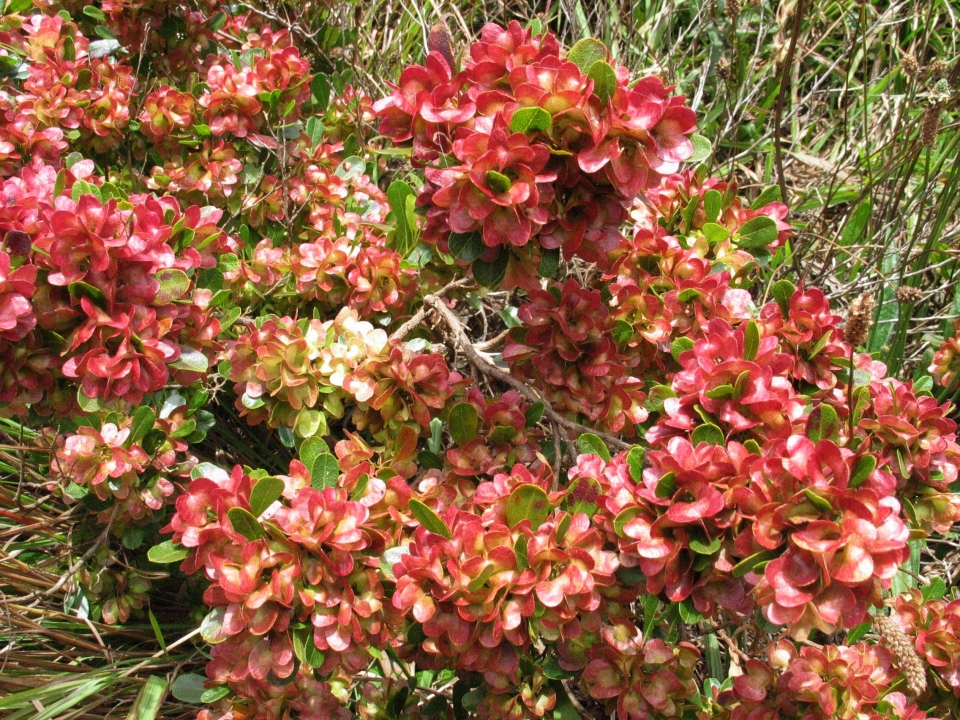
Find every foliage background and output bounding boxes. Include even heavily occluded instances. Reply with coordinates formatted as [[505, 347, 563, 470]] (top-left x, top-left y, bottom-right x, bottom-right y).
[[0, 0, 958, 717]]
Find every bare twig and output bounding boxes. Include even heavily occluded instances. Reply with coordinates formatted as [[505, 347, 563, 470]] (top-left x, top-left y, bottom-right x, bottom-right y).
[[423, 295, 631, 453]]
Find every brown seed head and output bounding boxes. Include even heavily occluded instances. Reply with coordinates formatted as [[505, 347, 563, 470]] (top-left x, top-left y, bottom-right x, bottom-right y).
[[922, 102, 942, 148], [844, 293, 875, 348], [874, 613, 927, 697], [716, 57, 732, 81], [895, 286, 924, 305], [726, 0, 742, 19], [928, 58, 949, 79], [901, 54, 919, 76]]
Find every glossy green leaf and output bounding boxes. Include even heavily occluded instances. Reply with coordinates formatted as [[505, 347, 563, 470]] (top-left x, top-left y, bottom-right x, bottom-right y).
[[171, 674, 206, 704], [577, 433, 611, 461], [147, 540, 189, 564], [743, 320, 760, 361], [449, 402, 480, 445], [771, 279, 796, 315], [506, 484, 550, 530], [310, 453, 340, 489], [587, 60, 617, 103], [128, 406, 156, 445], [626, 446, 645, 482], [691, 423, 725, 446], [688, 133, 712, 163], [449, 231, 485, 263], [613, 507, 643, 537], [567, 38, 607, 71], [227, 507, 263, 540], [509, 106, 552, 134], [736, 216, 778, 248], [250, 476, 284, 517], [409, 498, 452, 539], [472, 250, 508, 287]]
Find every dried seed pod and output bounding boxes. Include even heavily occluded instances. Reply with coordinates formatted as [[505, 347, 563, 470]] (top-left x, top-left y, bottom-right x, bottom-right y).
[[726, 0, 742, 20], [428, 21, 456, 71], [844, 293, 875, 348], [874, 614, 927, 697]]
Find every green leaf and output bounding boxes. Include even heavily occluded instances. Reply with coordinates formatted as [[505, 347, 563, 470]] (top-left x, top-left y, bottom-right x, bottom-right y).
[[587, 60, 617, 103], [613, 319, 633, 345], [509, 106, 553, 134], [703, 189, 722, 223], [128, 406, 156, 445], [505, 484, 550, 530], [844, 621, 871, 644], [688, 133, 712, 163], [689, 536, 721, 555], [567, 38, 607, 72], [310, 454, 340, 490], [655, 471, 676, 499], [88, 38, 121, 58], [613, 507, 643, 537], [449, 402, 480, 445], [250, 476, 284, 517], [678, 598, 703, 623], [171, 674, 206, 704], [680, 195, 700, 231], [626, 446, 645, 482], [82, 5, 107, 21], [849, 454, 877, 488], [227, 507, 263, 541], [472, 251, 508, 287], [387, 180, 418, 255], [299, 437, 330, 470], [702, 222, 730, 244], [147, 540, 189, 564], [417, 449, 443, 470], [335, 156, 366, 182], [199, 686, 231, 704], [538, 247, 560, 278], [68, 280, 108, 310], [743, 320, 760, 361], [485, 170, 512, 193], [170, 347, 209, 373], [292, 626, 325, 668], [731, 549, 778, 577], [923, 576, 947, 602], [295, 408, 327, 437], [577, 433, 611, 461], [125, 676, 168, 720], [691, 423, 725, 446], [671, 336, 695, 363], [524, 401, 545, 427], [751, 185, 782, 210], [736, 216, 778, 248], [408, 499, 452, 539], [379, 546, 410, 581], [449, 231, 485, 263], [771, 279, 795, 315], [77, 388, 103, 413], [148, 609, 167, 653], [839, 199, 872, 247], [806, 403, 839, 442], [803, 488, 834, 514]]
